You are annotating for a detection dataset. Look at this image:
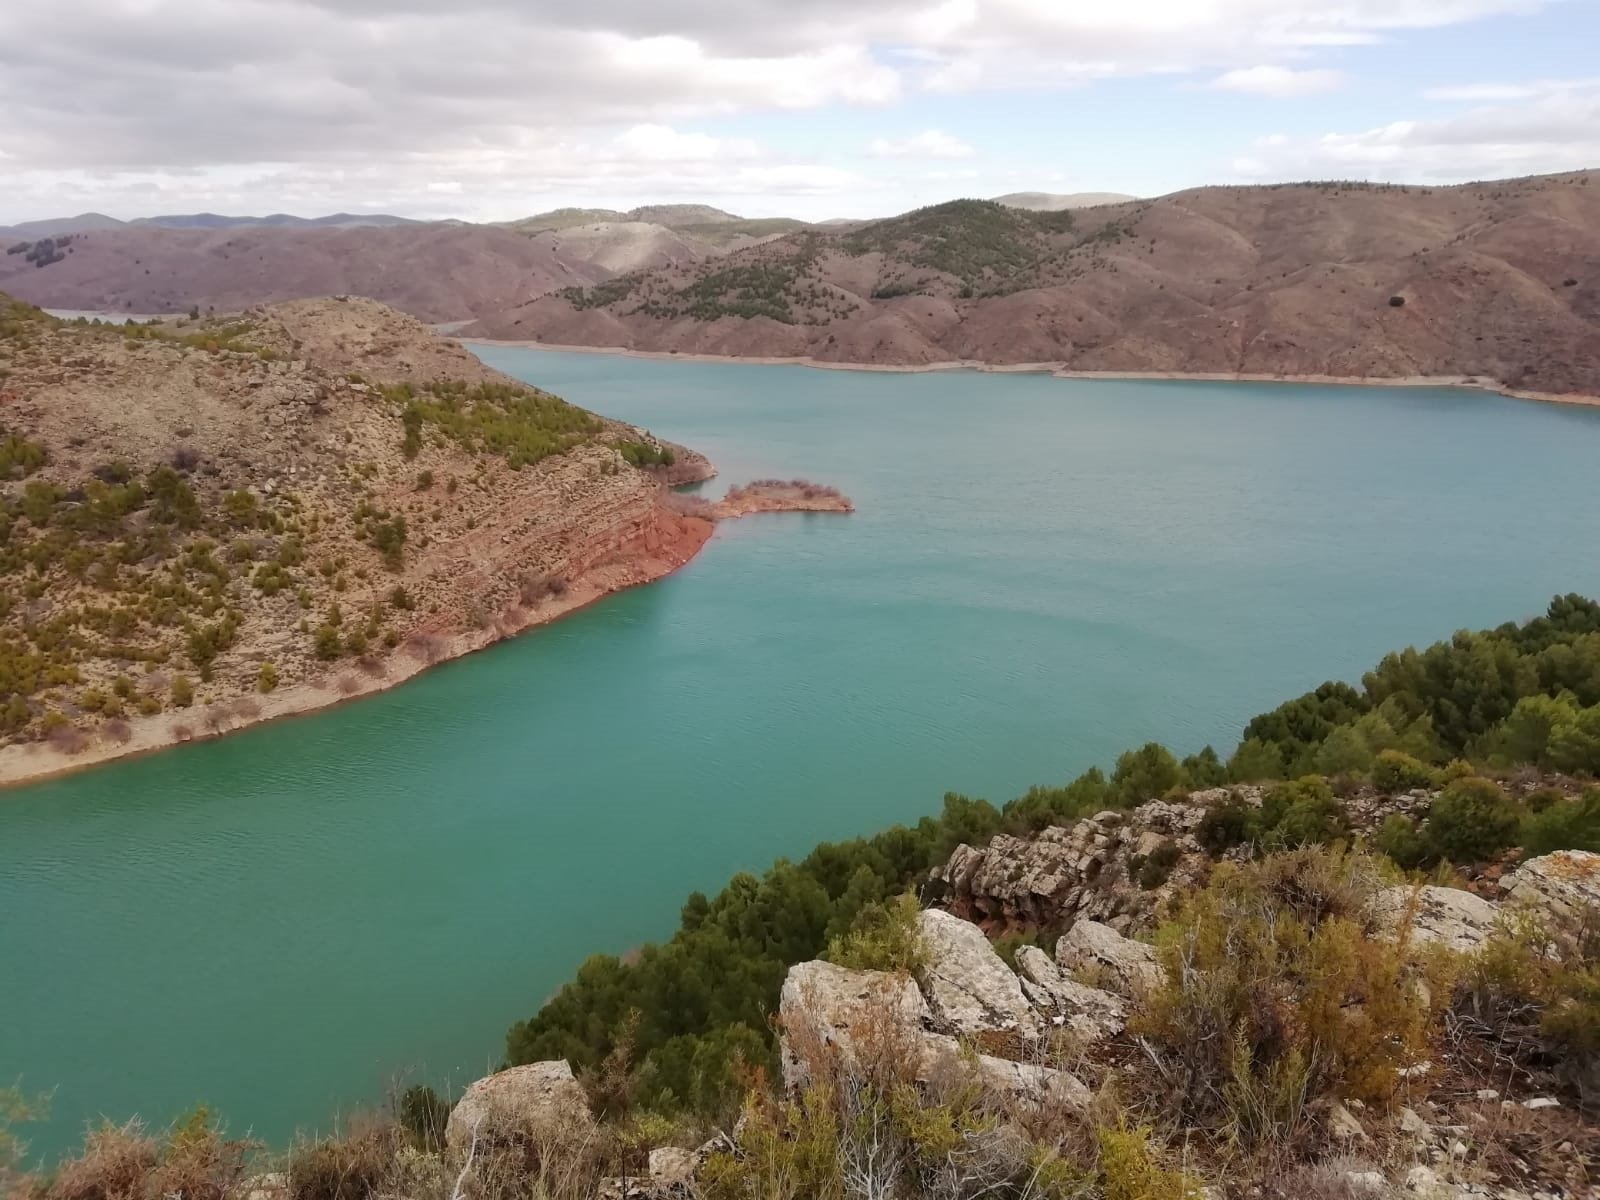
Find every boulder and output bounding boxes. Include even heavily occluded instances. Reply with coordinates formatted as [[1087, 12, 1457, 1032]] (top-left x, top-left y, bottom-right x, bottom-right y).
[[1370, 885, 1500, 953], [445, 1060, 593, 1155], [649, 1146, 699, 1190], [778, 960, 931, 1091], [1054, 920, 1161, 997], [915, 910, 1041, 1038], [777, 959, 1089, 1111], [1500, 850, 1600, 924], [968, 1050, 1092, 1112], [1013, 945, 1127, 1045]]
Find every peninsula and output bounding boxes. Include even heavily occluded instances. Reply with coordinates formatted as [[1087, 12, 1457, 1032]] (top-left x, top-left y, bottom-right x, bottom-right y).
[[0, 294, 851, 787]]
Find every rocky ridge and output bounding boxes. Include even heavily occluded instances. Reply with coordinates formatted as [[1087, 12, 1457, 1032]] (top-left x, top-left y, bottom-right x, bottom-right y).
[[442, 846, 1597, 1200]]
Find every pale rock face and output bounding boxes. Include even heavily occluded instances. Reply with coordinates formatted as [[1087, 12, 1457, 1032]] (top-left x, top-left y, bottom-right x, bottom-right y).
[[1327, 1100, 1368, 1141], [1054, 919, 1162, 997], [1500, 850, 1600, 924], [1370, 885, 1501, 953], [1013, 945, 1127, 1045], [777, 959, 931, 1092], [915, 909, 1042, 1038], [777, 948, 1090, 1111], [966, 1049, 1093, 1112], [445, 1060, 593, 1155], [649, 1146, 699, 1188]]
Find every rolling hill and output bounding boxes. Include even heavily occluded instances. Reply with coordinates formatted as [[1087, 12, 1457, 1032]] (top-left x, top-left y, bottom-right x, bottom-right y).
[[992, 191, 1138, 210], [0, 223, 615, 322], [465, 171, 1600, 397]]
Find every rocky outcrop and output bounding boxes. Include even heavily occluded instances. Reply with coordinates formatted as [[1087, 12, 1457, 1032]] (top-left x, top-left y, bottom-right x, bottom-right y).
[[915, 909, 1041, 1039], [445, 1060, 593, 1155], [1501, 850, 1600, 924], [1054, 920, 1161, 998], [930, 799, 1215, 935], [1013, 946, 1127, 1045], [1371, 885, 1502, 953], [778, 960, 931, 1092], [778, 915, 1097, 1111], [930, 788, 1449, 940]]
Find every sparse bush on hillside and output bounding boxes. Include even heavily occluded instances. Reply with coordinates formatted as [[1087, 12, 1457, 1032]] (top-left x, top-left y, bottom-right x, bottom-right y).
[[1371, 748, 1439, 791], [1139, 847, 1450, 1142], [825, 892, 928, 974], [383, 379, 602, 470], [1423, 776, 1523, 864]]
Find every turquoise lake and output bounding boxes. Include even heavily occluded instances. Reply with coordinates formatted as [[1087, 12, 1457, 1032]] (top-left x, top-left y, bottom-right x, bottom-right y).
[[5, 350, 1600, 1160]]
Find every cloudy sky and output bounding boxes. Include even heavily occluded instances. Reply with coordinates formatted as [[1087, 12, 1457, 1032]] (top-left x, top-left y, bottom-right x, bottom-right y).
[[1, 0, 1596, 223]]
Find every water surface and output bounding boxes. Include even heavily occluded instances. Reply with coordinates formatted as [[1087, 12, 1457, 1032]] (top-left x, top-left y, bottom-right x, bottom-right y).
[[4, 353, 1599, 1158]]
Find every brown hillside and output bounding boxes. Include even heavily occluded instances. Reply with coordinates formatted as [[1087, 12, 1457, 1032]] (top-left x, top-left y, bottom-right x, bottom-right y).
[[0, 223, 616, 322], [467, 171, 1600, 395], [0, 294, 708, 767]]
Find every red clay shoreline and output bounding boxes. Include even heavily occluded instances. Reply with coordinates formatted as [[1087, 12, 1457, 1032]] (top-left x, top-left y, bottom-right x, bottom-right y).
[[0, 480, 854, 792]]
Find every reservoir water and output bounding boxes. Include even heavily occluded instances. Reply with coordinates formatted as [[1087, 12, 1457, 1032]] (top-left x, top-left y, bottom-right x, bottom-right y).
[[4, 351, 1600, 1159]]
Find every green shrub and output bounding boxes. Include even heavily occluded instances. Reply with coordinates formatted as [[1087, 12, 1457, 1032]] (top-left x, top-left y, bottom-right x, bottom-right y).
[[1375, 813, 1428, 868], [1197, 797, 1252, 854], [1253, 776, 1348, 847], [1372, 749, 1439, 792], [1227, 738, 1284, 783], [1521, 789, 1600, 856], [1099, 1125, 1200, 1200], [1110, 742, 1182, 805], [258, 662, 279, 693], [825, 893, 927, 974], [170, 674, 194, 708], [313, 625, 342, 660], [1138, 839, 1182, 889], [1423, 776, 1522, 863], [395, 1085, 449, 1153]]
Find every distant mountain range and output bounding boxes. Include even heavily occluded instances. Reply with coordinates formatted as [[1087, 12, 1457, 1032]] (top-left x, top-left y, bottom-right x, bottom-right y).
[[6, 173, 1595, 399], [0, 211, 421, 237], [464, 171, 1600, 398]]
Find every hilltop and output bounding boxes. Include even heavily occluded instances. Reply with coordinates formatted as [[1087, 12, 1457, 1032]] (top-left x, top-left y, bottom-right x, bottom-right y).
[[0, 223, 617, 322], [0, 212, 420, 236], [992, 191, 1138, 210], [0, 206, 810, 320], [0, 293, 705, 773], [0, 294, 850, 783], [468, 170, 1600, 398]]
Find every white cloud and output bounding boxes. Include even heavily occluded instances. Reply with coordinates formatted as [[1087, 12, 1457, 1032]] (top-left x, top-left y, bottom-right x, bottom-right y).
[[1422, 77, 1600, 102], [1211, 65, 1345, 96], [0, 0, 1565, 219], [609, 124, 762, 162], [1233, 81, 1600, 181], [868, 129, 976, 159]]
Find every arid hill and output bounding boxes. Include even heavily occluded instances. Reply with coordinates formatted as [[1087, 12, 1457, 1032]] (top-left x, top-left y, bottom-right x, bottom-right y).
[[991, 191, 1138, 210], [0, 293, 717, 769], [0, 223, 615, 322], [468, 170, 1600, 396]]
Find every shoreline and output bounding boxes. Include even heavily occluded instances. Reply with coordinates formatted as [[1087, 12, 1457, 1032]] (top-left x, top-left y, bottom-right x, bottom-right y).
[[460, 337, 1600, 410], [0, 510, 718, 792]]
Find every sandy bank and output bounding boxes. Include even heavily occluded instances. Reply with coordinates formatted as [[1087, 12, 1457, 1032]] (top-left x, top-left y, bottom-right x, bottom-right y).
[[461, 338, 1600, 410]]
